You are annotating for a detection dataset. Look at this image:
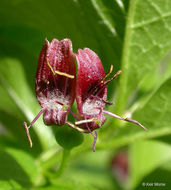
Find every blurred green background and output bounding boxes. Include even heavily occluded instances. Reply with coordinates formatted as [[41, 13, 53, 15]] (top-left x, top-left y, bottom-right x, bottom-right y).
[[0, 0, 171, 189]]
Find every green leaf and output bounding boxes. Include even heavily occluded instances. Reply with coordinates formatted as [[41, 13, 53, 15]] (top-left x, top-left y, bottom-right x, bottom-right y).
[[97, 77, 171, 150], [0, 180, 22, 190], [54, 125, 84, 150], [129, 140, 171, 189], [0, 86, 24, 120], [0, 0, 125, 66], [0, 58, 56, 150], [0, 86, 40, 150], [134, 166, 171, 190], [115, 0, 171, 114], [133, 77, 171, 131], [0, 148, 39, 188], [66, 150, 117, 190], [35, 180, 97, 190]]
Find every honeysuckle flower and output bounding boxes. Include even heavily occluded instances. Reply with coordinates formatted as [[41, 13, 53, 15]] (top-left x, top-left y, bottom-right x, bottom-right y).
[[73, 48, 146, 151], [23, 39, 146, 151], [75, 48, 107, 131], [24, 38, 76, 147]]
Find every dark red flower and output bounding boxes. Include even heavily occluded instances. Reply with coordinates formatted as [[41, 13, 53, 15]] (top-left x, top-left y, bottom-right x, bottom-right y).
[[23, 40, 146, 151], [74, 48, 146, 151], [75, 48, 107, 131], [36, 38, 76, 125], [24, 38, 76, 147]]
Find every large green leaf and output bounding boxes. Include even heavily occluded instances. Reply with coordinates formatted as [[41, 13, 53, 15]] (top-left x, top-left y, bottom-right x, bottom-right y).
[[0, 181, 23, 190], [66, 150, 115, 190], [0, 58, 55, 150], [129, 140, 171, 189], [35, 181, 97, 190], [115, 0, 171, 114], [97, 77, 171, 150], [0, 0, 125, 67], [0, 148, 40, 188]]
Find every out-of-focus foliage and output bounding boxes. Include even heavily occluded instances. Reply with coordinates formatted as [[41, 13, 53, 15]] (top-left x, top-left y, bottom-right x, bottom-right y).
[[0, 0, 171, 189]]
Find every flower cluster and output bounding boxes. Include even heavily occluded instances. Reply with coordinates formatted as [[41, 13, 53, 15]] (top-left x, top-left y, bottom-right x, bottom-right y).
[[24, 38, 146, 151]]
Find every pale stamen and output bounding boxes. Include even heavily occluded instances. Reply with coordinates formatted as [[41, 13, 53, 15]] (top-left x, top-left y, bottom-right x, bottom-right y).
[[104, 70, 122, 86], [47, 59, 74, 78], [95, 70, 122, 97], [55, 70, 74, 79], [66, 121, 89, 133], [101, 65, 113, 83], [47, 58, 57, 88], [47, 58, 74, 98], [75, 118, 97, 125]]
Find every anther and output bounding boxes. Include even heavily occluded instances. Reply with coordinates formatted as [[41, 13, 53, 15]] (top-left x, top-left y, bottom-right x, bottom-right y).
[[47, 59, 74, 79]]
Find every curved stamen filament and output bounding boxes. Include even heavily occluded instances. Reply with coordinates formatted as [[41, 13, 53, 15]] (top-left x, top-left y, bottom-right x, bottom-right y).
[[75, 118, 97, 125], [55, 70, 74, 79], [47, 59, 74, 78], [104, 70, 122, 85], [102, 110, 147, 130], [66, 121, 89, 133], [87, 68, 121, 100], [84, 65, 114, 98], [93, 70, 122, 98], [101, 65, 113, 83], [47, 59, 55, 75]]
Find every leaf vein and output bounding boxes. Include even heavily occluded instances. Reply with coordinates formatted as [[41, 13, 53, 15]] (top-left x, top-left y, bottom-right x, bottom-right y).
[[131, 12, 171, 29]]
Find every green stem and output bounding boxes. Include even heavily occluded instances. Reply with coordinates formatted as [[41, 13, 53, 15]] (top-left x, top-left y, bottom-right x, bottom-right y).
[[114, 0, 136, 116], [39, 147, 62, 171], [55, 149, 70, 177]]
